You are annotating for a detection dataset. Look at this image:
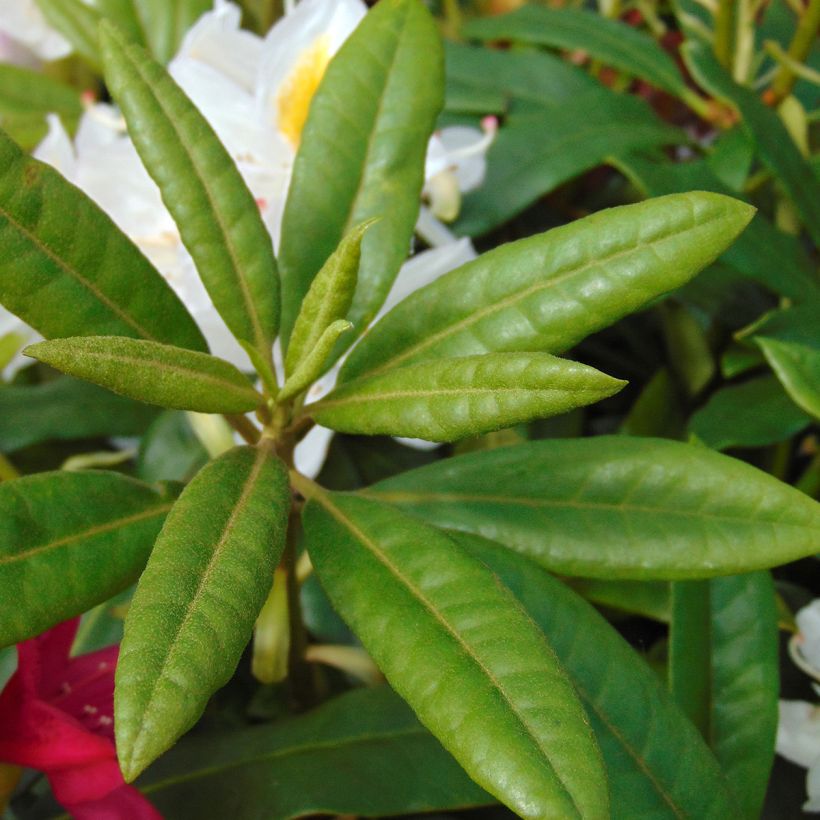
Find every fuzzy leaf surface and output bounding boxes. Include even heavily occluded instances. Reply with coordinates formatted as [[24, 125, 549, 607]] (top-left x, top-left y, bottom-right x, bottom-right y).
[[115, 446, 290, 781], [340, 193, 754, 383], [304, 492, 608, 820], [365, 436, 820, 579], [26, 336, 262, 414], [0, 472, 174, 647], [0, 129, 206, 350], [278, 0, 443, 343], [311, 353, 624, 441], [99, 23, 279, 358]]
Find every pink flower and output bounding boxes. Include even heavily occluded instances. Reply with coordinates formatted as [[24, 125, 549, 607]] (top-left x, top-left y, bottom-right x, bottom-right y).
[[0, 619, 161, 819]]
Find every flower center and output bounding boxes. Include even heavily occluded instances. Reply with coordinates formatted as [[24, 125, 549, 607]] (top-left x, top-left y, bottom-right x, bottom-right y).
[[277, 35, 331, 149]]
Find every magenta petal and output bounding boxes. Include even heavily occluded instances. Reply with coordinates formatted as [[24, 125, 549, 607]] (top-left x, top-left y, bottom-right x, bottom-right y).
[[66, 783, 163, 820], [17, 620, 80, 695]]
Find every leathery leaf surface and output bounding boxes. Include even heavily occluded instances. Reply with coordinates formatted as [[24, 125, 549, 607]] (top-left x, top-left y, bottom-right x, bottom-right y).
[[365, 436, 820, 579], [303, 491, 608, 820], [115, 446, 290, 781], [309, 352, 624, 441], [339, 192, 754, 383]]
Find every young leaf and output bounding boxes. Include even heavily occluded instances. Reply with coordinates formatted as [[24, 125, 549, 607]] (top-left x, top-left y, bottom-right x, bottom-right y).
[[139, 686, 492, 818], [303, 491, 609, 820], [757, 337, 820, 420], [669, 573, 778, 818], [0, 472, 175, 647], [99, 23, 279, 360], [364, 436, 820, 579], [457, 532, 737, 818], [116, 445, 290, 782], [0, 129, 206, 351], [278, 0, 444, 344], [309, 352, 625, 441], [339, 192, 755, 383], [285, 221, 373, 376], [35, 0, 104, 67], [25, 337, 262, 414]]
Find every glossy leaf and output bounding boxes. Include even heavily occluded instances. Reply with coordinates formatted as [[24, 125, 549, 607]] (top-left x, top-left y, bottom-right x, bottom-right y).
[[568, 578, 670, 622], [0, 129, 206, 350], [99, 23, 279, 359], [115, 445, 290, 781], [670, 573, 778, 818], [311, 353, 624, 441], [0, 377, 159, 453], [278, 0, 443, 343], [35, 0, 104, 67], [464, 6, 688, 99], [365, 436, 820, 579], [457, 531, 737, 818], [26, 336, 262, 414], [285, 221, 372, 376], [757, 337, 820, 420], [139, 686, 492, 818], [688, 376, 810, 450], [682, 42, 820, 247], [132, 0, 211, 63], [0, 471, 175, 647], [341, 193, 755, 383], [304, 491, 608, 819]]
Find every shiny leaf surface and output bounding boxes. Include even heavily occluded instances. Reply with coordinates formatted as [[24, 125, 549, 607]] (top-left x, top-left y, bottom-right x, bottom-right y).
[[757, 337, 820, 420], [116, 446, 290, 781]]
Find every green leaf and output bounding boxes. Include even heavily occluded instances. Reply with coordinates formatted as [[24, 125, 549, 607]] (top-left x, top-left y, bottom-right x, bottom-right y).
[[285, 221, 373, 376], [139, 686, 492, 818], [303, 491, 609, 820], [132, 0, 211, 63], [670, 573, 778, 818], [0, 377, 160, 453], [0, 129, 207, 350], [757, 337, 820, 420], [99, 23, 279, 360], [0, 65, 82, 121], [682, 41, 820, 247], [116, 445, 290, 781], [278, 0, 443, 344], [364, 436, 820, 579], [137, 411, 209, 484], [464, 6, 688, 99], [458, 532, 737, 818], [568, 578, 670, 622], [340, 192, 755, 384], [688, 375, 810, 450], [35, 0, 104, 67], [456, 91, 682, 236], [620, 367, 685, 439], [311, 353, 624, 441], [0, 471, 174, 647], [88, 0, 148, 47], [25, 336, 262, 414]]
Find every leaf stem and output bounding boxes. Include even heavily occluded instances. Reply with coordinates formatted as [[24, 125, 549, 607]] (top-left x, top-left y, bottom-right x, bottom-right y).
[[770, 0, 820, 101], [224, 413, 260, 445], [713, 0, 736, 69]]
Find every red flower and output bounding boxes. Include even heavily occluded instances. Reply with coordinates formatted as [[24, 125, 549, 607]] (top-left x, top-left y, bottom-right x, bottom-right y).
[[0, 619, 161, 819]]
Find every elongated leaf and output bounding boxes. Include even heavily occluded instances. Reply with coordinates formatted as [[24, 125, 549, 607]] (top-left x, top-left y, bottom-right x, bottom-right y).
[[0, 129, 206, 350], [99, 23, 279, 359], [0, 65, 81, 120], [115, 445, 290, 781], [279, 0, 443, 343], [285, 221, 371, 375], [568, 578, 670, 622], [457, 531, 736, 818], [682, 42, 820, 247], [132, 0, 211, 64], [304, 491, 608, 820], [364, 436, 820, 579], [688, 375, 810, 450], [0, 377, 159, 453], [89, 0, 147, 47], [35, 0, 104, 66], [311, 353, 624, 441], [341, 193, 755, 383], [464, 6, 688, 99], [139, 686, 492, 818], [26, 336, 262, 414], [757, 337, 820, 420], [137, 411, 208, 484], [0, 471, 175, 647]]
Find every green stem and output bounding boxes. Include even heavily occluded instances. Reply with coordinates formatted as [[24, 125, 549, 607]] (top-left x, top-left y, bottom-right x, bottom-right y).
[[771, 0, 820, 100], [224, 413, 260, 445], [0, 452, 19, 482], [713, 0, 736, 69]]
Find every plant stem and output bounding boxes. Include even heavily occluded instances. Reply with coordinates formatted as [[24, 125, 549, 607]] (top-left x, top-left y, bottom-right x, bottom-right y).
[[771, 0, 820, 101], [713, 0, 736, 69], [0, 453, 19, 482], [224, 413, 261, 445]]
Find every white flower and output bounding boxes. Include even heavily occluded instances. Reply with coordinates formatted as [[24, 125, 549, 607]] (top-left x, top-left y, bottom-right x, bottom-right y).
[[0, 310, 39, 380], [0, 0, 71, 64]]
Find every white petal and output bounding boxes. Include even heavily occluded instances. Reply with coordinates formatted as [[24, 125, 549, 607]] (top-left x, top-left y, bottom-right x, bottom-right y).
[[0, 308, 40, 380], [33, 114, 76, 178], [797, 601, 820, 673], [806, 761, 820, 812], [777, 700, 820, 768], [294, 424, 334, 479], [437, 125, 490, 192], [0, 0, 71, 61], [394, 437, 441, 452], [424, 133, 449, 180]]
